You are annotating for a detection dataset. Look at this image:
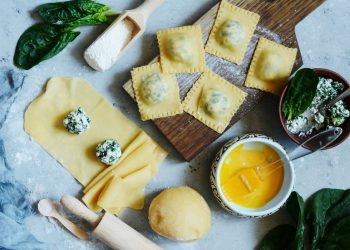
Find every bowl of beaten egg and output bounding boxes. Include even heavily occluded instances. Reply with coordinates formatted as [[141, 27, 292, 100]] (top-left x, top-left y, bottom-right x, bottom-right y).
[[210, 134, 295, 217]]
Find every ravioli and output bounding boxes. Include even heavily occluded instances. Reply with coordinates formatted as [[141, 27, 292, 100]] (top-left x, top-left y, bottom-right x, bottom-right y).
[[132, 63, 183, 121], [157, 25, 207, 73], [183, 71, 247, 133], [205, 0, 260, 65], [245, 37, 297, 95]]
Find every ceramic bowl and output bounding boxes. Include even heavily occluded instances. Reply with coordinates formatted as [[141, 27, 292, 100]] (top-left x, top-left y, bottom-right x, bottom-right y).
[[210, 134, 295, 218], [279, 68, 350, 149]]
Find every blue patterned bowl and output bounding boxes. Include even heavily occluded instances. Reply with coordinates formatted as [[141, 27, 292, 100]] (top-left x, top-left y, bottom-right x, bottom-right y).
[[210, 134, 295, 218]]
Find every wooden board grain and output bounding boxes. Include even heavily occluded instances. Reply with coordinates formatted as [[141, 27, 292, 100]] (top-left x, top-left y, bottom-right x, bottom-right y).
[[123, 0, 325, 161]]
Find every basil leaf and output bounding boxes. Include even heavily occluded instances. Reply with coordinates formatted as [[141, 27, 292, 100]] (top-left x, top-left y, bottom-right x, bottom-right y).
[[282, 68, 319, 120], [258, 224, 295, 250], [318, 216, 350, 250], [37, 0, 111, 25], [286, 191, 305, 250], [306, 188, 350, 250], [14, 24, 79, 70]]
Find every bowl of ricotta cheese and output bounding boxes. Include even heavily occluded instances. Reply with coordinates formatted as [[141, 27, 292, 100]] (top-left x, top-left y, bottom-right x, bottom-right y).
[[279, 68, 350, 149]]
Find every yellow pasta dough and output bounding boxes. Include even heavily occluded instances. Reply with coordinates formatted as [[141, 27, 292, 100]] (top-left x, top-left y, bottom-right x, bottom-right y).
[[157, 25, 207, 73], [205, 0, 260, 65], [25, 77, 167, 214], [245, 37, 298, 95], [132, 63, 183, 121], [183, 72, 247, 133]]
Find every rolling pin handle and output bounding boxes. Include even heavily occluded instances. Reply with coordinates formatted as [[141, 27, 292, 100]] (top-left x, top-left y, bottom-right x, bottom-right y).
[[61, 195, 101, 227]]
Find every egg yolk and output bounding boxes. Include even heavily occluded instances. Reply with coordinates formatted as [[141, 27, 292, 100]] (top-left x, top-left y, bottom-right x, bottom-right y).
[[219, 144, 284, 208]]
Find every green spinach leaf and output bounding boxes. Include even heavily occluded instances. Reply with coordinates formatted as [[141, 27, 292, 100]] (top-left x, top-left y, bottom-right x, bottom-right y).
[[282, 68, 319, 120], [286, 191, 305, 250], [14, 24, 79, 70], [37, 0, 113, 25], [259, 224, 295, 250], [318, 215, 350, 250], [306, 188, 350, 250]]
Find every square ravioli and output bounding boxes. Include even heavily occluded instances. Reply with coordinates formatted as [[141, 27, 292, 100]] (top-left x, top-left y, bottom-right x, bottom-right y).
[[157, 25, 207, 73], [183, 71, 247, 133], [206, 1, 260, 65], [132, 63, 183, 121], [245, 37, 298, 95]]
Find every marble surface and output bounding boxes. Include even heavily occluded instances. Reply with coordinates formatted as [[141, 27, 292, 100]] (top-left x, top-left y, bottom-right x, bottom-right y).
[[1, 0, 350, 249]]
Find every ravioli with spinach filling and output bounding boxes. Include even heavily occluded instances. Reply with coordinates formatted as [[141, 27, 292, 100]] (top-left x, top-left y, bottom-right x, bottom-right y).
[[131, 63, 183, 121], [157, 25, 207, 73], [205, 1, 260, 65], [245, 37, 297, 95], [183, 71, 247, 133]]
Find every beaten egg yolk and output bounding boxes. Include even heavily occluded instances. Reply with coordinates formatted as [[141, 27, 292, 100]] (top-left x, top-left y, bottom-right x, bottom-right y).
[[219, 143, 284, 208]]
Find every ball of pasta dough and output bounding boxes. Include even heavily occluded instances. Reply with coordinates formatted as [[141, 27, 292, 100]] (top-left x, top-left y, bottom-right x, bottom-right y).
[[148, 186, 211, 241]]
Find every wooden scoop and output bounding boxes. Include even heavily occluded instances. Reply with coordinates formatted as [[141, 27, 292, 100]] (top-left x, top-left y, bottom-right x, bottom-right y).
[[61, 195, 162, 250], [37, 199, 88, 240], [84, 0, 164, 71]]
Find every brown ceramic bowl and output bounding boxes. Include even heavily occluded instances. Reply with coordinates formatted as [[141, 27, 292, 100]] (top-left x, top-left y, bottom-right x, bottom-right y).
[[279, 68, 350, 149]]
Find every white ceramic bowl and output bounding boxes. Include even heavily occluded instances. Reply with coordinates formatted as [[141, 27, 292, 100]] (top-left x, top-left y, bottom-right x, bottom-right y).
[[210, 134, 295, 218]]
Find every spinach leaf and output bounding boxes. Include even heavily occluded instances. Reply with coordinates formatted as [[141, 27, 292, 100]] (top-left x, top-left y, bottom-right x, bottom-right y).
[[318, 216, 350, 250], [14, 24, 79, 70], [282, 68, 319, 120], [286, 191, 305, 250], [326, 189, 350, 222], [259, 224, 295, 250], [306, 188, 349, 250], [37, 0, 112, 25], [67, 12, 117, 27]]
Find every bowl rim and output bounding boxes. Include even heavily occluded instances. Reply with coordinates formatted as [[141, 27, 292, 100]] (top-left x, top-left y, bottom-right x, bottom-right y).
[[279, 68, 350, 149], [214, 135, 295, 217]]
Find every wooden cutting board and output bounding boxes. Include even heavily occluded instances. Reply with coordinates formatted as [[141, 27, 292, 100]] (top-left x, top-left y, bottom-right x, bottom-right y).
[[123, 0, 325, 161]]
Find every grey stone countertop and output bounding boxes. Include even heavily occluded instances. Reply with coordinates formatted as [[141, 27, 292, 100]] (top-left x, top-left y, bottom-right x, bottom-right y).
[[1, 0, 349, 249]]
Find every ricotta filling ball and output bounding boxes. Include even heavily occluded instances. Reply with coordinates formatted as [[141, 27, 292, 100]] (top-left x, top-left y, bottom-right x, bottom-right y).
[[63, 107, 91, 134], [96, 139, 122, 165]]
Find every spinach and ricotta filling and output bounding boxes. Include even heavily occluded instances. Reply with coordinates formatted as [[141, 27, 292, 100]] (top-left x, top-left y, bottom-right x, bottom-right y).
[[201, 89, 230, 119], [140, 73, 169, 105], [96, 139, 122, 165], [286, 77, 350, 136], [63, 107, 91, 134], [216, 19, 245, 50]]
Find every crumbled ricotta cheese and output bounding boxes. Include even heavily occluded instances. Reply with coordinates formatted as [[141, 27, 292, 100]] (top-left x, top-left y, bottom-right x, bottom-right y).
[[96, 139, 122, 165], [63, 107, 91, 134], [286, 77, 349, 136], [84, 19, 134, 72]]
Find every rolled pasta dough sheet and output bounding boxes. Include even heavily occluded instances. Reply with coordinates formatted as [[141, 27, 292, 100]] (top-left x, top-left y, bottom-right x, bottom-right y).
[[25, 77, 167, 212]]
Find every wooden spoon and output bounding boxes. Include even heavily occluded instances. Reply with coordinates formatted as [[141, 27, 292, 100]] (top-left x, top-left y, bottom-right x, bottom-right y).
[[38, 199, 88, 240]]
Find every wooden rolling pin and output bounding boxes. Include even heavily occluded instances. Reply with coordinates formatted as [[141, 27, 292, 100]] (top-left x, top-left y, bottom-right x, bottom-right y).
[[61, 195, 162, 250]]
